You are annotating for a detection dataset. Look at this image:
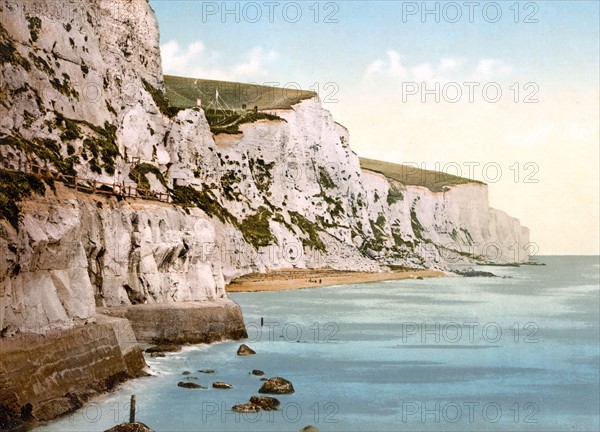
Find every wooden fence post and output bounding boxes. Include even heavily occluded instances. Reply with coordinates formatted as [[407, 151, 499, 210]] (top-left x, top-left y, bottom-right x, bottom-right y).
[[129, 395, 136, 423]]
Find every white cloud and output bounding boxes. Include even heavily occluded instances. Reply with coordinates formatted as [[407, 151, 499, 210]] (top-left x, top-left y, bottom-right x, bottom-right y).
[[232, 47, 278, 78], [386, 50, 408, 78], [473, 58, 513, 79], [365, 50, 407, 80], [364, 59, 384, 80], [363, 52, 511, 83], [440, 57, 465, 72], [411, 63, 435, 82], [160, 40, 278, 81]]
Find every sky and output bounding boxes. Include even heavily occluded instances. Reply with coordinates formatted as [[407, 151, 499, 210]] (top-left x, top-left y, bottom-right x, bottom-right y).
[[149, 0, 600, 256]]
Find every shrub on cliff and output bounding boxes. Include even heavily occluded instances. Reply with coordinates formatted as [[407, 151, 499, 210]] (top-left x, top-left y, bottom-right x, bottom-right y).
[[142, 79, 183, 118], [0, 170, 48, 229], [129, 163, 167, 190], [238, 207, 277, 248]]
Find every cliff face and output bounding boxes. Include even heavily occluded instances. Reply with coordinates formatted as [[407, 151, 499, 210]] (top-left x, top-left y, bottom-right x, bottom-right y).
[[0, 187, 232, 333], [0, 0, 529, 426], [0, 0, 529, 335]]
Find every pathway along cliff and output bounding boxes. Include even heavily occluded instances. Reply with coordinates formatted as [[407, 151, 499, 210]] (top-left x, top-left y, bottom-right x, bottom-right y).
[[0, 0, 529, 429]]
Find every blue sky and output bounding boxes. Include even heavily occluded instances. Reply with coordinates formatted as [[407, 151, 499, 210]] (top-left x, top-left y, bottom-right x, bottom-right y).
[[150, 1, 600, 255], [150, 1, 599, 87]]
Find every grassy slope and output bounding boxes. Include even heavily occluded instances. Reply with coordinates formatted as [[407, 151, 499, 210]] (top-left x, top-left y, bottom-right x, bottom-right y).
[[164, 75, 317, 111], [359, 157, 483, 192]]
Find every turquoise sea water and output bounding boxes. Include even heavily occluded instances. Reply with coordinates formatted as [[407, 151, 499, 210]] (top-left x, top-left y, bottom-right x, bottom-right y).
[[38, 256, 599, 432]]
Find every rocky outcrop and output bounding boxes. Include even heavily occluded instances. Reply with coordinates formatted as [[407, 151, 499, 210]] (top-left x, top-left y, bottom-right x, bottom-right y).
[[105, 423, 154, 432], [102, 300, 247, 344], [258, 377, 295, 395], [237, 344, 256, 356], [0, 315, 146, 430], [177, 382, 206, 390], [232, 403, 261, 413], [250, 396, 280, 410]]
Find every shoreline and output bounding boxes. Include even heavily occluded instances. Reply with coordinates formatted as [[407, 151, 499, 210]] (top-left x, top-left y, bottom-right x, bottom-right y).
[[226, 268, 446, 293]]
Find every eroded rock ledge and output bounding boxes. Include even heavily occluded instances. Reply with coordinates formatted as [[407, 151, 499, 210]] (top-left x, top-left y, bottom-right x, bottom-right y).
[[0, 315, 145, 430], [101, 300, 248, 344], [0, 301, 248, 430]]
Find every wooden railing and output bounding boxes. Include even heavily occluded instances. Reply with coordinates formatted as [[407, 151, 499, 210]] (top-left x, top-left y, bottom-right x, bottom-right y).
[[0, 159, 171, 203]]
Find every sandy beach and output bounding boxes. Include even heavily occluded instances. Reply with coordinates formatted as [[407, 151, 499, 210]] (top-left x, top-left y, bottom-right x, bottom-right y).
[[226, 268, 446, 292]]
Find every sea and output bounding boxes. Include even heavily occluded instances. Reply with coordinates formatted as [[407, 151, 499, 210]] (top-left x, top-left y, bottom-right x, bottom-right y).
[[37, 256, 600, 432]]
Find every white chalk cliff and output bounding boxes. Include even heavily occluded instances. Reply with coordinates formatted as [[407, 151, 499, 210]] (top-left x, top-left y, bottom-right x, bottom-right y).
[[0, 0, 529, 335]]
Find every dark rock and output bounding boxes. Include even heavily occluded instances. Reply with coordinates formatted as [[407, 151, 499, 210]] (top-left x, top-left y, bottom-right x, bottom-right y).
[[250, 396, 280, 410], [177, 382, 206, 389], [198, 369, 216, 374], [182, 371, 191, 375], [104, 422, 154, 432], [232, 403, 261, 413], [251, 369, 265, 376], [454, 268, 497, 277], [260, 378, 268, 381], [149, 352, 165, 358], [298, 426, 320, 432], [258, 377, 295, 394], [237, 344, 256, 356], [145, 344, 182, 353], [185, 376, 198, 380], [212, 381, 233, 389]]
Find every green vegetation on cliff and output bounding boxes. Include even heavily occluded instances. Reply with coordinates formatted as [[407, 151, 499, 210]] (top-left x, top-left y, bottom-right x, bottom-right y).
[[0, 170, 49, 229], [239, 206, 277, 248], [360, 157, 482, 193], [207, 111, 285, 135], [129, 163, 167, 190], [172, 186, 278, 250], [171, 185, 238, 226], [289, 211, 326, 252], [142, 79, 184, 118], [0, 22, 31, 70]]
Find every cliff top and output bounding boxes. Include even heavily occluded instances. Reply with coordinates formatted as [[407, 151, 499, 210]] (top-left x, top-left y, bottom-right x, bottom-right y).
[[164, 75, 317, 111], [359, 157, 484, 193]]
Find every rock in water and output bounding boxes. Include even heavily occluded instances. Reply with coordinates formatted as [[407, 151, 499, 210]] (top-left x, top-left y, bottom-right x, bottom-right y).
[[177, 382, 206, 389], [258, 377, 295, 394], [251, 369, 265, 376], [454, 268, 497, 277], [237, 344, 256, 356], [145, 344, 182, 353], [250, 396, 280, 410], [182, 371, 191, 375], [198, 369, 216, 374], [298, 427, 320, 432], [104, 422, 154, 432], [232, 403, 261, 413], [212, 381, 233, 389]]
